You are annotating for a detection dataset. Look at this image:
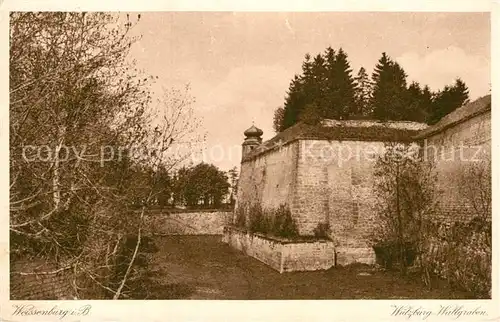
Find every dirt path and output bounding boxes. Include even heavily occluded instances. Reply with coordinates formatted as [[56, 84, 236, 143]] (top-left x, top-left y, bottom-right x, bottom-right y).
[[145, 235, 470, 299]]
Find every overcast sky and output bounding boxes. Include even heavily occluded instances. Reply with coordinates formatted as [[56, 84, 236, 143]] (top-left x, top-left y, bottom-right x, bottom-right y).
[[128, 12, 490, 171]]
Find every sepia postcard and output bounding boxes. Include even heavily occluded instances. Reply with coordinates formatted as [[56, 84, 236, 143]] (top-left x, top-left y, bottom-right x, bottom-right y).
[[0, 1, 498, 321]]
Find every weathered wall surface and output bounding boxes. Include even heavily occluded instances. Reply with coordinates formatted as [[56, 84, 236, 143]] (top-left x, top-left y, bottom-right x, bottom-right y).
[[234, 104, 490, 268], [281, 241, 336, 272], [223, 227, 335, 273], [235, 141, 299, 220], [10, 260, 75, 300], [295, 140, 382, 244], [335, 247, 376, 266], [145, 211, 232, 235], [224, 227, 283, 271], [421, 110, 491, 222]]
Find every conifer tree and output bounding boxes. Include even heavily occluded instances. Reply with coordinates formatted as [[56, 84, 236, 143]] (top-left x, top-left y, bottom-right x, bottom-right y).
[[372, 52, 391, 84], [277, 49, 470, 131], [273, 106, 285, 133], [405, 82, 432, 123], [427, 78, 470, 124], [333, 48, 357, 118], [320, 47, 357, 119], [282, 74, 306, 129], [354, 67, 373, 116], [371, 53, 409, 120], [311, 53, 328, 107]]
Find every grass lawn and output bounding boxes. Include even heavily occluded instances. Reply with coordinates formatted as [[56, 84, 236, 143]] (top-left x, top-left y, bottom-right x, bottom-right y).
[[140, 235, 471, 300]]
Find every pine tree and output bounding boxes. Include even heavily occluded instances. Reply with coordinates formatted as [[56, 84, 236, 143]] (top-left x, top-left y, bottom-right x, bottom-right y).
[[300, 52, 314, 100], [334, 48, 357, 118], [322, 47, 357, 119], [324, 46, 336, 68], [427, 78, 470, 124], [273, 106, 285, 133], [354, 67, 373, 116], [405, 82, 432, 123], [371, 53, 409, 120], [282, 74, 306, 130], [372, 52, 391, 84], [311, 53, 328, 107], [301, 53, 324, 109]]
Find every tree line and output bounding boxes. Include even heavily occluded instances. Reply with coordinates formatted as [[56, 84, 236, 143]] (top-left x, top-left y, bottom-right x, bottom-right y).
[[273, 47, 470, 132], [133, 163, 238, 209]]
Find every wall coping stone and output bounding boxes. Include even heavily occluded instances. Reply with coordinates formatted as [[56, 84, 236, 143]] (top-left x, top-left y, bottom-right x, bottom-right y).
[[224, 225, 332, 244], [142, 209, 233, 215]]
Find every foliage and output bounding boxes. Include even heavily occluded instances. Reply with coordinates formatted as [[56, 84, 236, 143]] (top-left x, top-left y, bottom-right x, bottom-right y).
[[427, 79, 470, 125], [174, 163, 230, 208], [298, 102, 323, 125], [227, 167, 239, 205], [419, 159, 491, 298], [280, 47, 358, 131], [238, 203, 298, 238], [458, 158, 491, 220], [373, 144, 491, 297], [354, 67, 373, 116], [248, 203, 273, 234], [276, 49, 470, 131], [272, 204, 299, 238], [313, 222, 331, 239], [9, 12, 199, 299], [420, 218, 491, 298], [373, 143, 436, 274], [371, 53, 408, 121], [273, 107, 286, 133]]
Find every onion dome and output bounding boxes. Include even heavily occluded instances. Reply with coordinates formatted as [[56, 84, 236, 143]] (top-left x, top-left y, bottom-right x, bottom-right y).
[[244, 125, 263, 137]]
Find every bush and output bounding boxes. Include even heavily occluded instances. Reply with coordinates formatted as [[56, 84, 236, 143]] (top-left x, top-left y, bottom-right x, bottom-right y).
[[239, 203, 299, 238], [313, 222, 331, 239], [272, 204, 298, 238], [420, 217, 491, 298], [249, 203, 272, 234], [373, 240, 417, 270]]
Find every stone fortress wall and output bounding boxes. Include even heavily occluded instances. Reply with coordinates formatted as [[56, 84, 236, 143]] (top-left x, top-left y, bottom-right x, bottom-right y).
[[415, 96, 491, 222], [233, 95, 491, 267]]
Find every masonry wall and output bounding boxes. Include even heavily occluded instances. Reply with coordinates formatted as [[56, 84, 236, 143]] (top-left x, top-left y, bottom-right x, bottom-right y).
[[294, 140, 382, 238], [293, 139, 383, 264], [223, 226, 335, 272], [10, 260, 75, 300], [145, 211, 232, 235], [235, 142, 299, 221], [422, 111, 491, 222]]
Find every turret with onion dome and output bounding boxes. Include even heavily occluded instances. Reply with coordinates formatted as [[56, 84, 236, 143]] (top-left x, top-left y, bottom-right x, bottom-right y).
[[244, 125, 264, 139], [241, 123, 263, 160]]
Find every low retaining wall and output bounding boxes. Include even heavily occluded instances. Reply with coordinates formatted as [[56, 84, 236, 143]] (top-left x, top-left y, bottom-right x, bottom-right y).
[[223, 226, 335, 273], [10, 259, 75, 300], [335, 247, 376, 266], [145, 211, 232, 235]]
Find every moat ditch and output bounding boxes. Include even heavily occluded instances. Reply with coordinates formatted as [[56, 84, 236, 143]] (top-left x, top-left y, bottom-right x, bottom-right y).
[[125, 235, 472, 299]]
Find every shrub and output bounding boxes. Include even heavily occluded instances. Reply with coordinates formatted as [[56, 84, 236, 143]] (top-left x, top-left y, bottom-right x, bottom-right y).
[[273, 204, 298, 238], [313, 222, 331, 239], [237, 203, 299, 238], [373, 240, 417, 270], [419, 217, 491, 298], [249, 203, 271, 234], [234, 205, 246, 228]]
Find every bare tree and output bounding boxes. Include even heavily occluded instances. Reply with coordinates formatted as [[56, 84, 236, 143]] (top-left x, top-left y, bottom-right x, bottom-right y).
[[9, 12, 199, 299], [373, 143, 436, 275], [458, 156, 491, 221]]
